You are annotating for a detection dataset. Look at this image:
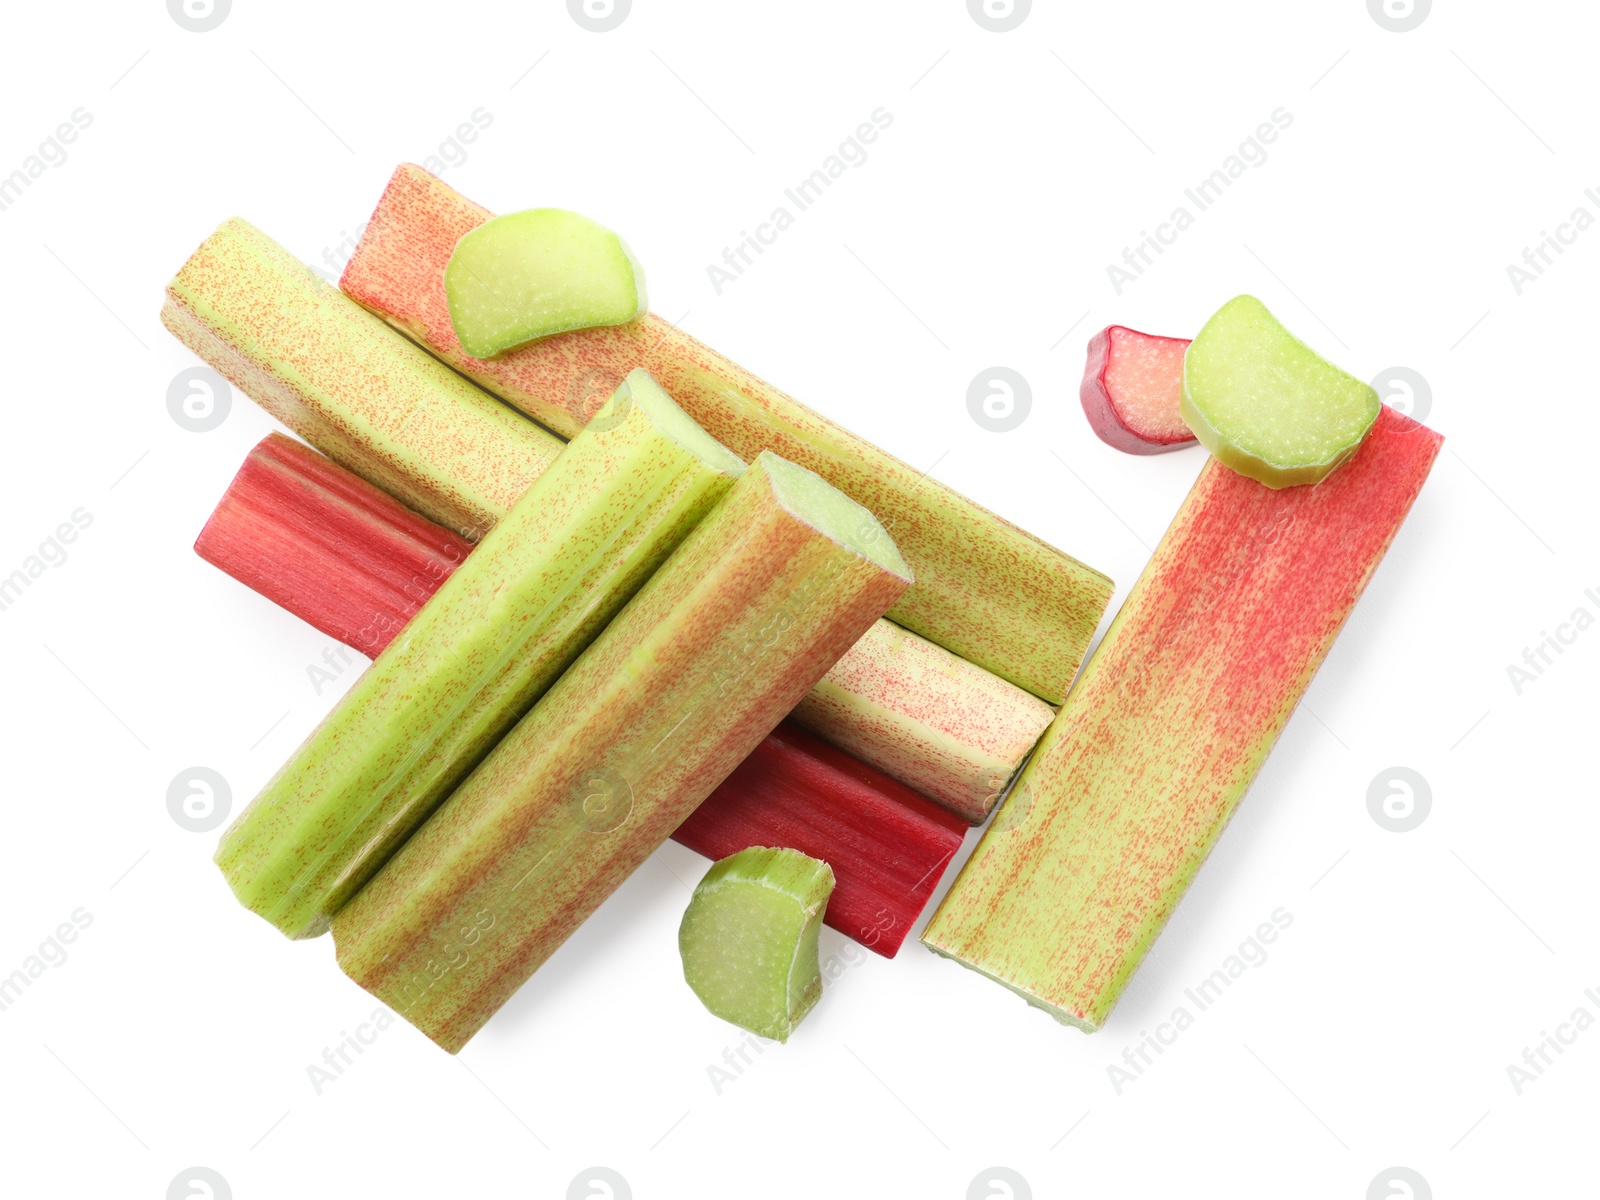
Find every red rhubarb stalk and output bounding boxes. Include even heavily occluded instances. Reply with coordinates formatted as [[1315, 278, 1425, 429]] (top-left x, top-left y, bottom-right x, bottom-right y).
[[195, 433, 471, 656]]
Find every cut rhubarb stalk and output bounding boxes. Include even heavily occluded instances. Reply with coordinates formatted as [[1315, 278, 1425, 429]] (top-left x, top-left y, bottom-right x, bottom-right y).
[[789, 621, 1053, 823], [331, 452, 912, 1051], [1181, 295, 1380, 488], [340, 164, 1112, 703], [1079, 325, 1195, 454], [196, 427, 1050, 823], [679, 847, 835, 1042], [215, 370, 745, 938], [193, 447, 965, 954], [445, 208, 647, 357], [195, 433, 473, 656], [674, 722, 966, 956], [162, 218, 562, 540], [921, 406, 1441, 1031]]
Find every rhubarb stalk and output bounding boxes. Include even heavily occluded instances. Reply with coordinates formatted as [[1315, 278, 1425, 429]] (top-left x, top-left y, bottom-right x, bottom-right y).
[[215, 370, 745, 938], [921, 406, 1442, 1030], [331, 452, 912, 1051], [162, 217, 562, 539], [340, 163, 1112, 702], [195, 433, 471, 656]]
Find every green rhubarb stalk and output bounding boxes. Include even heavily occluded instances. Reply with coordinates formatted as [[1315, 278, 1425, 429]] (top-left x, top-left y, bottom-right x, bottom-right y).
[[162, 217, 561, 539], [331, 451, 912, 1052], [215, 369, 745, 938], [921, 405, 1441, 1030], [679, 847, 836, 1042]]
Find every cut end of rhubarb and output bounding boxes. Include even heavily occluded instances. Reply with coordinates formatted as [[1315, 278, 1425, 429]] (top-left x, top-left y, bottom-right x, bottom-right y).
[[1080, 325, 1196, 454], [758, 452, 912, 584], [1181, 295, 1380, 488], [679, 846, 835, 1043], [921, 941, 1100, 1032], [607, 368, 746, 478], [444, 207, 647, 358]]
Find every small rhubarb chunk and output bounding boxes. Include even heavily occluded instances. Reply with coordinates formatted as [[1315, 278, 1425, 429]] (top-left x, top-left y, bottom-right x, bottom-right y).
[[1079, 325, 1195, 454], [444, 209, 647, 358], [679, 847, 836, 1042], [673, 721, 966, 956], [1181, 295, 1380, 487]]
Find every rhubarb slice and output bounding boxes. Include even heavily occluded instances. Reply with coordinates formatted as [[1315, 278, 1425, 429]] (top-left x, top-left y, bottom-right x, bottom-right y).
[[215, 370, 745, 938], [163, 218, 561, 539], [195, 433, 471, 656], [1079, 325, 1195, 454], [340, 164, 1112, 703], [674, 722, 966, 955], [679, 847, 835, 1042], [444, 208, 647, 357], [331, 452, 912, 1051], [921, 406, 1441, 1030], [789, 621, 1053, 823], [1181, 295, 1380, 488], [196, 422, 1050, 823]]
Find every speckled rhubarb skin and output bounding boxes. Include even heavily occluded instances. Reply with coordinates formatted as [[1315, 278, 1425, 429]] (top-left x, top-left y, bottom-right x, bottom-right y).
[[195, 433, 471, 656], [162, 218, 561, 540], [213, 386, 743, 939], [1079, 325, 1195, 455], [790, 620, 1054, 822], [201, 438, 1053, 822], [921, 407, 1442, 1030], [340, 164, 1112, 703], [331, 453, 911, 1052]]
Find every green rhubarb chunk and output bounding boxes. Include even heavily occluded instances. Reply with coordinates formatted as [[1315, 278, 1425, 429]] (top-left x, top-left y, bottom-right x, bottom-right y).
[[213, 368, 743, 939], [1181, 294, 1380, 488], [679, 847, 836, 1042], [445, 208, 647, 358]]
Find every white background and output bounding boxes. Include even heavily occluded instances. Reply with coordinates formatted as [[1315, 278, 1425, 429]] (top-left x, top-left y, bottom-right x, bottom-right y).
[[0, 1, 1591, 1197]]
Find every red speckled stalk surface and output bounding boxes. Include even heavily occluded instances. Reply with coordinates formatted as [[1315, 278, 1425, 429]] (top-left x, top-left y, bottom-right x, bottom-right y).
[[675, 721, 967, 957], [1079, 325, 1196, 454], [339, 164, 1112, 704], [195, 433, 472, 656], [922, 407, 1442, 1030], [331, 453, 911, 1051]]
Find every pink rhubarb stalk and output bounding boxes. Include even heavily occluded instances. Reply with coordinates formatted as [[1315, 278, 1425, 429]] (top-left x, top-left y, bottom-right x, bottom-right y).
[[921, 406, 1442, 1030]]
